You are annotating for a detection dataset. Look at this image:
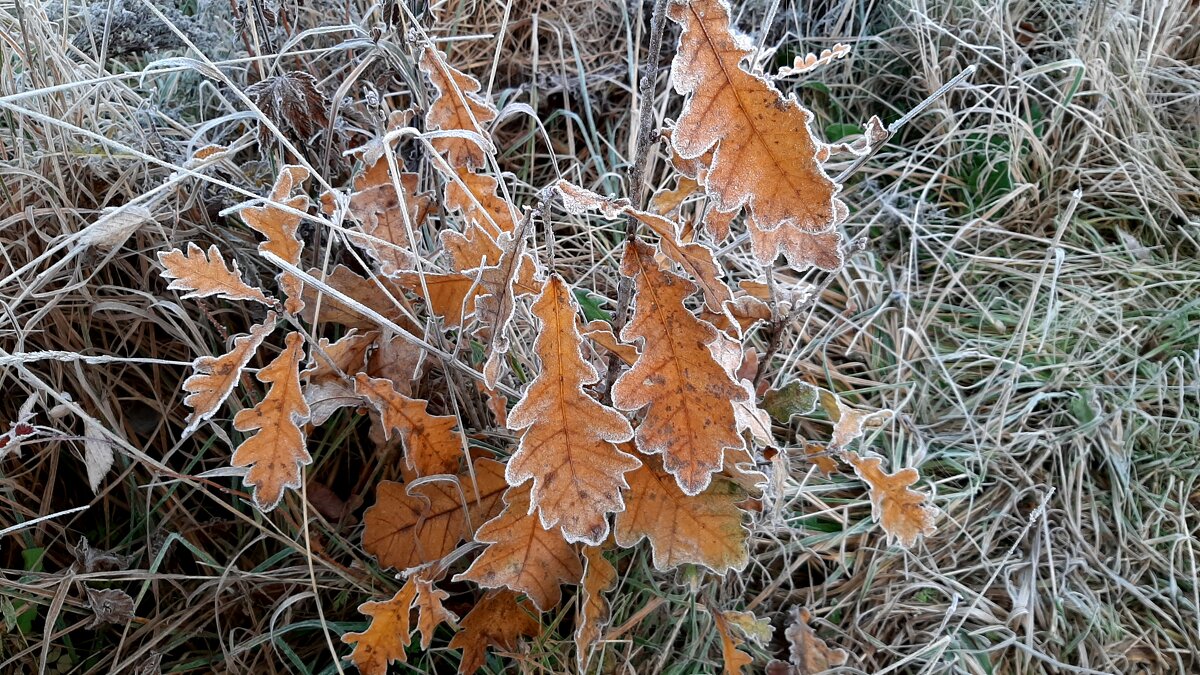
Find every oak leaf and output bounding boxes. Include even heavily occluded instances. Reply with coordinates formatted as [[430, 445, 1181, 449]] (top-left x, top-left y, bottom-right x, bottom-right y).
[[709, 333, 772, 445], [346, 158, 432, 276], [303, 330, 376, 426], [610, 239, 746, 495], [355, 374, 463, 477], [231, 331, 312, 511], [342, 577, 417, 674], [365, 332, 425, 392], [454, 484, 583, 611], [472, 225, 541, 388], [414, 578, 458, 649], [448, 590, 540, 675], [712, 608, 753, 675], [181, 312, 276, 435], [802, 442, 839, 476], [420, 46, 497, 170], [581, 319, 639, 366], [394, 270, 478, 328], [363, 458, 508, 570], [300, 265, 417, 333], [576, 545, 617, 672], [505, 275, 639, 545], [845, 451, 937, 548], [768, 607, 848, 674], [614, 454, 749, 573], [239, 165, 310, 313], [158, 243, 271, 305], [668, 0, 840, 236]]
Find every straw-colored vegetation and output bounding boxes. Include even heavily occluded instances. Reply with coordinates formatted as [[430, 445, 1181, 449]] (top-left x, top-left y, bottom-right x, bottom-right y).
[[2, 0, 1198, 673]]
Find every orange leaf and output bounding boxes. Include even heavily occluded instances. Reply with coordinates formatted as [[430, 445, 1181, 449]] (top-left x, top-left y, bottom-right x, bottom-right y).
[[363, 458, 508, 569], [454, 484, 583, 611], [414, 578, 458, 649], [181, 312, 276, 435], [355, 374, 463, 477], [504, 275, 639, 545], [442, 167, 516, 242], [553, 181, 734, 315], [231, 331, 312, 511], [438, 168, 538, 295], [420, 46, 497, 170], [342, 577, 417, 674], [575, 545, 616, 672], [158, 243, 272, 305], [776, 607, 848, 674], [803, 442, 839, 476], [300, 265, 417, 333], [709, 333, 772, 445], [668, 0, 840, 236], [303, 330, 376, 426], [346, 158, 432, 276], [610, 239, 746, 495], [239, 165, 310, 313], [365, 332, 425, 392], [614, 454, 749, 573], [712, 609, 754, 675], [472, 226, 541, 388], [393, 270, 478, 328], [747, 220, 845, 271], [649, 175, 701, 215], [845, 451, 937, 548], [447, 590, 540, 675], [581, 319, 638, 366]]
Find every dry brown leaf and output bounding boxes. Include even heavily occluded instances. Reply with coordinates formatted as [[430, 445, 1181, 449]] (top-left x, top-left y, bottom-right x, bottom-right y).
[[181, 312, 276, 435], [554, 181, 733, 315], [826, 395, 892, 450], [709, 333, 772, 445], [239, 165, 310, 313], [611, 239, 746, 496], [772, 607, 848, 674], [845, 451, 937, 548], [614, 453, 749, 573], [747, 217, 845, 271], [420, 45, 497, 170], [443, 167, 516, 242], [649, 175, 702, 215], [454, 484, 583, 611], [576, 545, 617, 672], [414, 578, 458, 650], [581, 319, 639, 366], [342, 577, 417, 674], [363, 458, 508, 569], [355, 374, 463, 477], [803, 442, 839, 476], [505, 276, 639, 545], [303, 330, 376, 426], [245, 71, 331, 146], [231, 331, 311, 511], [394, 270, 478, 328], [346, 158, 432, 276], [473, 226, 540, 388], [158, 243, 272, 305], [365, 332, 425, 391], [668, 0, 840, 237], [448, 590, 541, 675], [300, 265, 416, 332], [712, 607, 754, 675]]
